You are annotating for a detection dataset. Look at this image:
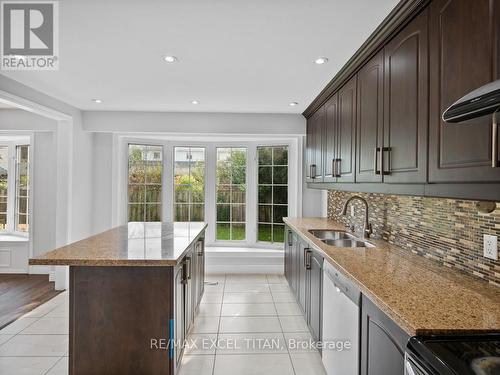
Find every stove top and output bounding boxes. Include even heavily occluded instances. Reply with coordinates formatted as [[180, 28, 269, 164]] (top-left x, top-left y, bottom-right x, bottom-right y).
[[406, 335, 500, 375]]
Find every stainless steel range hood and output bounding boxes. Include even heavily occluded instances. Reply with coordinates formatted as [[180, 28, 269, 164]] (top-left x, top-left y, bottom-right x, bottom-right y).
[[442, 79, 500, 123]]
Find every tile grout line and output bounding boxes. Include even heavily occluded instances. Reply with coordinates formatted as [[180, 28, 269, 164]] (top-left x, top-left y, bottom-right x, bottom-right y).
[[211, 273, 226, 375], [42, 355, 65, 375], [270, 275, 298, 375]]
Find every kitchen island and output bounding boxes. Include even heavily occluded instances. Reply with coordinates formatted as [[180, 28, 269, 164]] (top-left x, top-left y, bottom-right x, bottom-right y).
[[29, 221, 207, 375]]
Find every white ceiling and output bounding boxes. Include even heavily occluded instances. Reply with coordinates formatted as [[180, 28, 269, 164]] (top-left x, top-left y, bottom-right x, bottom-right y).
[[1, 0, 399, 113]]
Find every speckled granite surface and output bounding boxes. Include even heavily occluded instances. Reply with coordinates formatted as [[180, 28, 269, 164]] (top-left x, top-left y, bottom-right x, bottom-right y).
[[284, 217, 500, 336], [29, 222, 207, 266]]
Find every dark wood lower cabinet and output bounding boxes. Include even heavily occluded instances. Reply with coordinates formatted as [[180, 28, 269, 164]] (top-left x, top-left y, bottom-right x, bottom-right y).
[[285, 228, 412, 375], [361, 295, 410, 375], [69, 236, 205, 375], [307, 251, 323, 342]]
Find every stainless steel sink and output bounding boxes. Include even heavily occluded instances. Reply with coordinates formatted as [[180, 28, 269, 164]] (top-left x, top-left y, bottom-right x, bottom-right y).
[[322, 239, 375, 248], [308, 230, 356, 240]]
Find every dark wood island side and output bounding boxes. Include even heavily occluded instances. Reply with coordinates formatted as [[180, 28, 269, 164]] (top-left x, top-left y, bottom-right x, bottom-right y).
[[29, 222, 207, 375]]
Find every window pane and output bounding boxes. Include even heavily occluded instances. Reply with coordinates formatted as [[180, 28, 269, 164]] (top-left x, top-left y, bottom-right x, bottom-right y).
[[258, 186, 272, 204], [272, 225, 285, 243], [145, 204, 161, 222], [128, 203, 145, 222], [174, 147, 206, 222], [258, 147, 272, 165], [231, 223, 245, 240], [273, 166, 287, 184], [190, 204, 205, 221], [175, 204, 189, 221], [15, 145, 29, 232], [258, 205, 271, 223], [216, 223, 230, 240], [257, 146, 288, 243], [231, 204, 245, 222], [258, 224, 272, 242], [258, 167, 272, 184], [216, 147, 247, 241], [273, 186, 288, 204], [273, 147, 288, 165], [273, 205, 287, 224], [217, 186, 230, 203], [216, 204, 230, 221], [231, 185, 245, 203], [128, 145, 162, 222]]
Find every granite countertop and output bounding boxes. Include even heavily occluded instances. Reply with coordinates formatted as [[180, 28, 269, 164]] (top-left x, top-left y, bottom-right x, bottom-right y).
[[284, 217, 500, 336], [29, 222, 207, 266]]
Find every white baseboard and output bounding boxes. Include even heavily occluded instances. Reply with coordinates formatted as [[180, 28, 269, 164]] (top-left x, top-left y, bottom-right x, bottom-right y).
[[205, 246, 284, 274], [29, 265, 50, 275]]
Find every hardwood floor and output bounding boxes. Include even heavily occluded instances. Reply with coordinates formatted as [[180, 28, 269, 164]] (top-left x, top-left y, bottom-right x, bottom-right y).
[[0, 274, 61, 329]]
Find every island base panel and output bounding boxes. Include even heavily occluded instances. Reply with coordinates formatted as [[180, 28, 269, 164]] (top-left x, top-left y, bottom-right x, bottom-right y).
[[69, 266, 174, 375]]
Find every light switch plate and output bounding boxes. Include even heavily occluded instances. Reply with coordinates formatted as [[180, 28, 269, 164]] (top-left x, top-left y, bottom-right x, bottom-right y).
[[483, 234, 498, 260]]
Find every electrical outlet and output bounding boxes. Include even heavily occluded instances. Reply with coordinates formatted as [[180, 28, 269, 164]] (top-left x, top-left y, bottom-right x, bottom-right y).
[[350, 205, 355, 217], [483, 234, 498, 260]]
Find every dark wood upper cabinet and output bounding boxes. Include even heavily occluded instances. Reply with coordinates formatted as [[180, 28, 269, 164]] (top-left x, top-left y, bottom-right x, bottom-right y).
[[323, 94, 339, 182], [429, 0, 500, 183], [356, 50, 384, 183], [305, 107, 325, 182], [337, 76, 357, 182], [383, 8, 429, 183]]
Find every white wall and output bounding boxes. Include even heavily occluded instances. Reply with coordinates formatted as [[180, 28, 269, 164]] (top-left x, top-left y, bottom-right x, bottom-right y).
[[92, 132, 114, 234], [32, 132, 56, 256], [0, 109, 57, 131], [83, 111, 305, 135]]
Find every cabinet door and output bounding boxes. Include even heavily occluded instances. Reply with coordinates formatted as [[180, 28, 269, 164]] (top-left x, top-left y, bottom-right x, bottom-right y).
[[307, 251, 323, 342], [291, 232, 299, 296], [360, 295, 409, 375], [284, 228, 292, 285], [195, 238, 205, 305], [324, 94, 339, 182], [185, 254, 194, 333], [305, 116, 315, 182], [429, 0, 500, 182], [298, 242, 308, 314], [356, 50, 384, 182], [336, 76, 357, 182], [174, 265, 185, 367], [383, 9, 428, 183]]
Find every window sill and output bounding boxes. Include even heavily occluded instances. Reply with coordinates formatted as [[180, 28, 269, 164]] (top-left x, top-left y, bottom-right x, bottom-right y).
[[0, 233, 29, 242]]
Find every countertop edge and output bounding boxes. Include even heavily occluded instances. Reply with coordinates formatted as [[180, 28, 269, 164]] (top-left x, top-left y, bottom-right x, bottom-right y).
[[28, 223, 208, 267], [283, 217, 499, 336]]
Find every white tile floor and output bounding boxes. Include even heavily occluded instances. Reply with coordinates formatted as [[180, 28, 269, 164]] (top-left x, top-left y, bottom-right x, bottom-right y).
[[0, 274, 327, 375]]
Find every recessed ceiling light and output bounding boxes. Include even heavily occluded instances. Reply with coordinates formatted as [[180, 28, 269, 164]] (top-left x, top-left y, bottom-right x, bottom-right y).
[[314, 57, 329, 65], [92, 98, 103, 104], [163, 55, 178, 63], [289, 102, 299, 107], [191, 100, 199, 105]]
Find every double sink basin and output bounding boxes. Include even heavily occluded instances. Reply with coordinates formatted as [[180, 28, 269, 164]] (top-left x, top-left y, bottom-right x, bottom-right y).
[[309, 230, 374, 248]]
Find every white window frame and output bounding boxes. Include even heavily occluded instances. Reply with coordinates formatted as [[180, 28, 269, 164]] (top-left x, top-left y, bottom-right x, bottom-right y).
[[116, 136, 300, 249], [0, 141, 31, 237]]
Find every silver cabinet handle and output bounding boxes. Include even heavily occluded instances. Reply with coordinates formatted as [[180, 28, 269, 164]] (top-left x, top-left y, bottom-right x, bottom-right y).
[[335, 158, 341, 177], [310, 164, 317, 179], [305, 250, 312, 270], [374, 147, 381, 174], [493, 110, 499, 168], [381, 147, 391, 175], [287, 231, 292, 246], [186, 256, 192, 280], [332, 158, 336, 178]]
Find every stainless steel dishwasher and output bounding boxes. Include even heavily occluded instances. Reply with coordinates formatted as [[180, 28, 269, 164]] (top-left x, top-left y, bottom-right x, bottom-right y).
[[322, 261, 361, 375]]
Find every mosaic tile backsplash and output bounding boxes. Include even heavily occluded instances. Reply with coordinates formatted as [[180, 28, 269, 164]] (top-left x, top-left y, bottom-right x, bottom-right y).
[[327, 191, 500, 286]]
